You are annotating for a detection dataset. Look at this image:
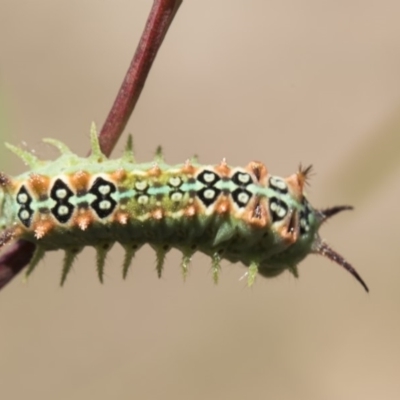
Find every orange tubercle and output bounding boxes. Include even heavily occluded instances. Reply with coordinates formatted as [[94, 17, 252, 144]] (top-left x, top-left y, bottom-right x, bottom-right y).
[[245, 161, 268, 184], [114, 212, 129, 225], [182, 160, 197, 176], [215, 158, 231, 177], [70, 171, 90, 193], [74, 211, 94, 231], [147, 164, 162, 178], [184, 204, 198, 218], [111, 168, 127, 183], [242, 196, 269, 228], [276, 210, 299, 245], [33, 219, 55, 239], [28, 174, 50, 197], [152, 208, 164, 220], [215, 197, 231, 215]]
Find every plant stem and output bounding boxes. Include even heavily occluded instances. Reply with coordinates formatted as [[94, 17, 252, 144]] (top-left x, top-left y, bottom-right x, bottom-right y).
[[99, 0, 183, 157]]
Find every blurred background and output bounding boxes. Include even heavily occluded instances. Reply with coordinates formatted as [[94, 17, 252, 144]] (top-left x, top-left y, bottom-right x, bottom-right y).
[[0, 1, 400, 399]]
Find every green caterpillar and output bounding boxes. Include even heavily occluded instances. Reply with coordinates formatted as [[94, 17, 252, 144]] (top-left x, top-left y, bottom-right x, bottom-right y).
[[0, 124, 368, 291]]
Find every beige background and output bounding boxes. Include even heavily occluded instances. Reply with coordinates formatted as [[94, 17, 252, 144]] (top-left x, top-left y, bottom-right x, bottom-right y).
[[0, 1, 400, 399]]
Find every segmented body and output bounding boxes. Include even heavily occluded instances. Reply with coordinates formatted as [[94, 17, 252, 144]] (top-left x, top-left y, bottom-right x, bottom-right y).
[[0, 125, 368, 290]]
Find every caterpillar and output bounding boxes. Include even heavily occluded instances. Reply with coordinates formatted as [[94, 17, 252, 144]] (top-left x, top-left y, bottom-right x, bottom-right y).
[[0, 124, 368, 291]]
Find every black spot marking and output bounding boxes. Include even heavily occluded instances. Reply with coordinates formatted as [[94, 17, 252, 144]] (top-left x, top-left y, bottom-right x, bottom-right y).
[[167, 176, 184, 202], [50, 179, 74, 223], [89, 177, 117, 218], [134, 180, 148, 193], [299, 199, 312, 235], [231, 172, 253, 187], [168, 176, 182, 188], [269, 197, 289, 222], [197, 170, 221, 186], [269, 177, 288, 194], [133, 180, 150, 203], [231, 188, 252, 208], [16, 185, 34, 227], [136, 194, 149, 205], [169, 190, 184, 202], [196, 170, 222, 207], [197, 187, 221, 207]]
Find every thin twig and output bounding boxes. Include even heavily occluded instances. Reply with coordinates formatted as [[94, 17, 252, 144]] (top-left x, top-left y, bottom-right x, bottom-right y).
[[99, 0, 183, 157], [0, 241, 35, 290], [0, 0, 183, 291]]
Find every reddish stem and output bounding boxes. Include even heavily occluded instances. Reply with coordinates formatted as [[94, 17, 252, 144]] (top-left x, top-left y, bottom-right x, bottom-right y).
[[0, 0, 183, 291], [99, 0, 183, 157], [0, 241, 35, 290]]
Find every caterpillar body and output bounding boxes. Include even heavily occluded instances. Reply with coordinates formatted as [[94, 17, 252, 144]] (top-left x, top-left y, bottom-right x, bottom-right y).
[[0, 125, 368, 291]]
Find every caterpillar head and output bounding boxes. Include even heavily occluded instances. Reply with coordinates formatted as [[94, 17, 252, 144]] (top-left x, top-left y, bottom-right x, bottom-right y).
[[257, 165, 368, 292], [294, 167, 368, 292]]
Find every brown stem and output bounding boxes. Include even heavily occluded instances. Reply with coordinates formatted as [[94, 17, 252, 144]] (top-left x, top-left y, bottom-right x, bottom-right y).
[[99, 0, 183, 157], [0, 0, 183, 291], [0, 241, 35, 290]]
